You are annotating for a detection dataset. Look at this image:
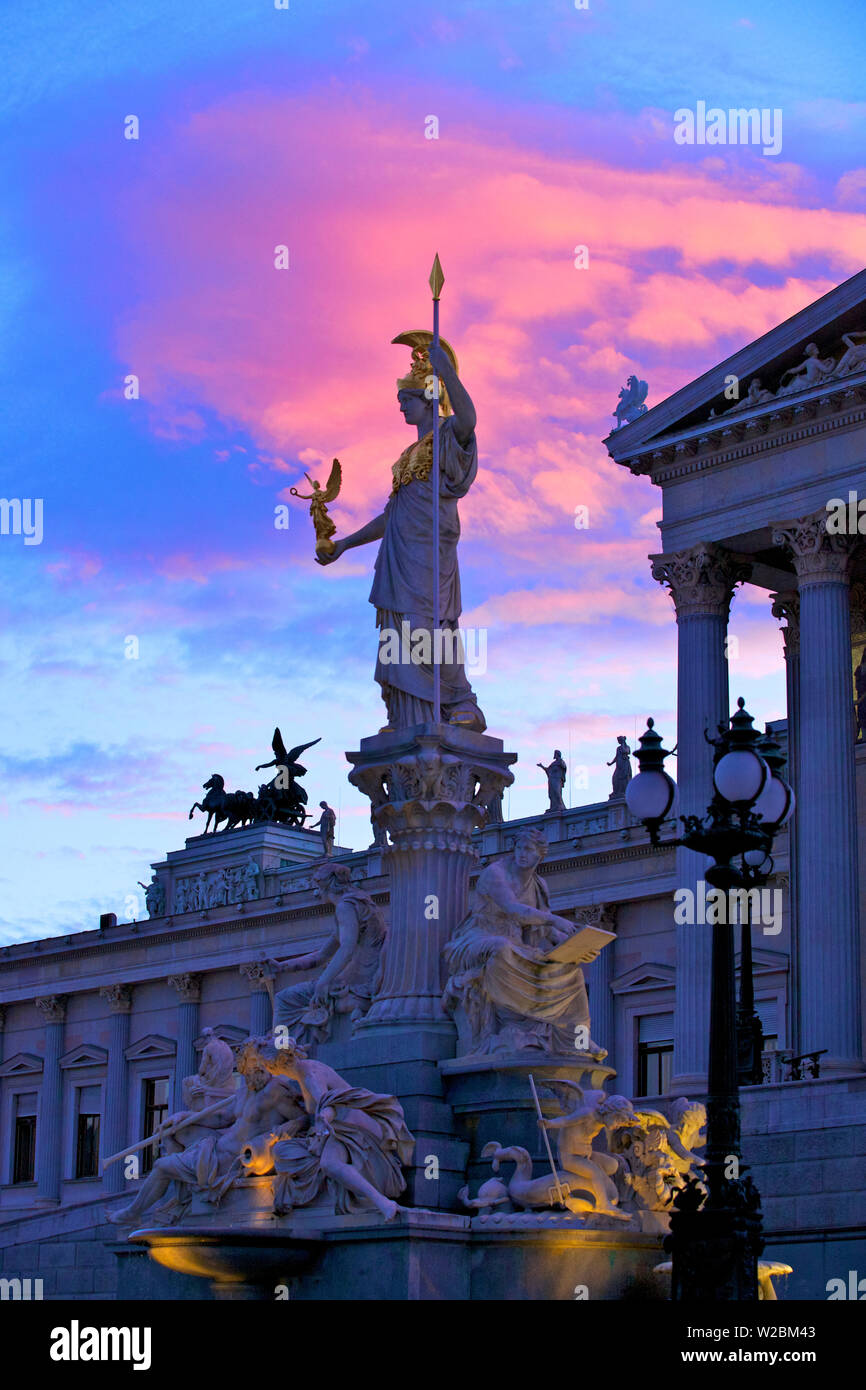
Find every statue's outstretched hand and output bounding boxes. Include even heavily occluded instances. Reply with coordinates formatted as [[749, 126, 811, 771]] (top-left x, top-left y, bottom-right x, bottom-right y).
[[315, 539, 346, 566]]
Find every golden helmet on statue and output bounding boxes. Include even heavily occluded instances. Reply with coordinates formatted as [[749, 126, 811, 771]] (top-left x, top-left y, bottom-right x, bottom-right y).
[[392, 329, 459, 417]]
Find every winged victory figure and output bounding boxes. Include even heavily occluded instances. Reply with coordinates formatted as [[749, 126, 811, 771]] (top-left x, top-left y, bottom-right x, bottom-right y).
[[290, 459, 342, 557]]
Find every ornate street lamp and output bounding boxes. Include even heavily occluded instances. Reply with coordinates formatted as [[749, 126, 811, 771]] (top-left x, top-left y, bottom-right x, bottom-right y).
[[626, 699, 794, 1301]]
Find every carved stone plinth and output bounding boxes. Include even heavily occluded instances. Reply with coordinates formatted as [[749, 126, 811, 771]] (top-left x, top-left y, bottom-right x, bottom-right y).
[[440, 1053, 616, 1192], [346, 724, 516, 1031]]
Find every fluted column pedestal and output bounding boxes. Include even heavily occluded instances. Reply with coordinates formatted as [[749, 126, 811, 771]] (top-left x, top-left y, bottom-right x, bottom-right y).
[[99, 984, 132, 1196], [652, 544, 748, 1090], [347, 724, 516, 1033], [773, 516, 862, 1072], [35, 995, 67, 1205], [338, 724, 515, 1210], [168, 974, 201, 1109]]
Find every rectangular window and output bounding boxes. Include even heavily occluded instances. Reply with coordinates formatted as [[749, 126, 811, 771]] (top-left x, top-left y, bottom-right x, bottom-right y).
[[13, 1113, 37, 1184], [142, 1077, 170, 1174], [75, 1113, 101, 1179], [636, 1013, 674, 1097]]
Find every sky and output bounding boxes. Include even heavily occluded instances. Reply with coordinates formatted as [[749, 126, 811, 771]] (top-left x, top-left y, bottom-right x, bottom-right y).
[[1, 0, 865, 942]]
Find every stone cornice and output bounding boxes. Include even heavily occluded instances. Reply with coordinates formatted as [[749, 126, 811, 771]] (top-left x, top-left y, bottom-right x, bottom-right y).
[[618, 383, 866, 482]]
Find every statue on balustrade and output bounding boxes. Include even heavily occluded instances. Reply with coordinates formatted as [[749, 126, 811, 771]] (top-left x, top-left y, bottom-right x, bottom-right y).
[[606, 736, 632, 799], [137, 875, 165, 919], [537, 750, 567, 813], [269, 860, 386, 1043], [106, 1039, 309, 1227], [442, 826, 610, 1057], [311, 800, 336, 856]]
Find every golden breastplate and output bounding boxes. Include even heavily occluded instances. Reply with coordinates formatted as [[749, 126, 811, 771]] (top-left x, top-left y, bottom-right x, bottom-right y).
[[390, 432, 433, 495]]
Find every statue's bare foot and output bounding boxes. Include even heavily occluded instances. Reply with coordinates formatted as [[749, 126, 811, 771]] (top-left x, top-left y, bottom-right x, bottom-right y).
[[376, 1198, 400, 1221]]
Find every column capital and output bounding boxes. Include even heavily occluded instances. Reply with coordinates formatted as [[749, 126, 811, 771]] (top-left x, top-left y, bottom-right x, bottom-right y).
[[650, 543, 749, 619], [572, 903, 618, 933], [770, 589, 800, 657], [35, 994, 67, 1024], [348, 725, 517, 853], [771, 511, 857, 583], [99, 983, 133, 1014], [239, 961, 274, 991], [167, 972, 201, 1003]]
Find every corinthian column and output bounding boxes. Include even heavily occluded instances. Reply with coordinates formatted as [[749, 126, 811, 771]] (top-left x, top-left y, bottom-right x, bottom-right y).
[[239, 962, 274, 1036], [772, 515, 862, 1072], [167, 973, 201, 1108], [35, 995, 67, 1205], [651, 543, 749, 1089], [99, 984, 132, 1195], [770, 590, 801, 1054]]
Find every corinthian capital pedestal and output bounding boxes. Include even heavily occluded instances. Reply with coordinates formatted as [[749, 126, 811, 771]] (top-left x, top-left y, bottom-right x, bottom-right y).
[[346, 724, 516, 1029], [651, 542, 750, 619]]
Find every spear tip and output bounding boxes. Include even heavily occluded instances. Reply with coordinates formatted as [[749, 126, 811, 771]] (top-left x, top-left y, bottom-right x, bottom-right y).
[[429, 253, 444, 300]]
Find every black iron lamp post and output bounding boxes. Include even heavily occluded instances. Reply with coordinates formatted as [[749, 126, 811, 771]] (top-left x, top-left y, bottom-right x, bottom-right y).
[[625, 699, 795, 1301]]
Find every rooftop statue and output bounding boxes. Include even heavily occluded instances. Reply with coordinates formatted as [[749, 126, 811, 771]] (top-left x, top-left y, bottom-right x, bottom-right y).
[[606, 736, 632, 799], [613, 375, 648, 428], [776, 341, 836, 396], [309, 267, 486, 733], [137, 874, 165, 919], [187, 731, 322, 834], [538, 749, 567, 813], [188, 774, 257, 834], [310, 800, 336, 857], [443, 825, 611, 1057]]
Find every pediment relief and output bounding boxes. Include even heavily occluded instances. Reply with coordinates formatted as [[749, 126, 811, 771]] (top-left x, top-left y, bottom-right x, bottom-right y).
[[607, 268, 866, 468]]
